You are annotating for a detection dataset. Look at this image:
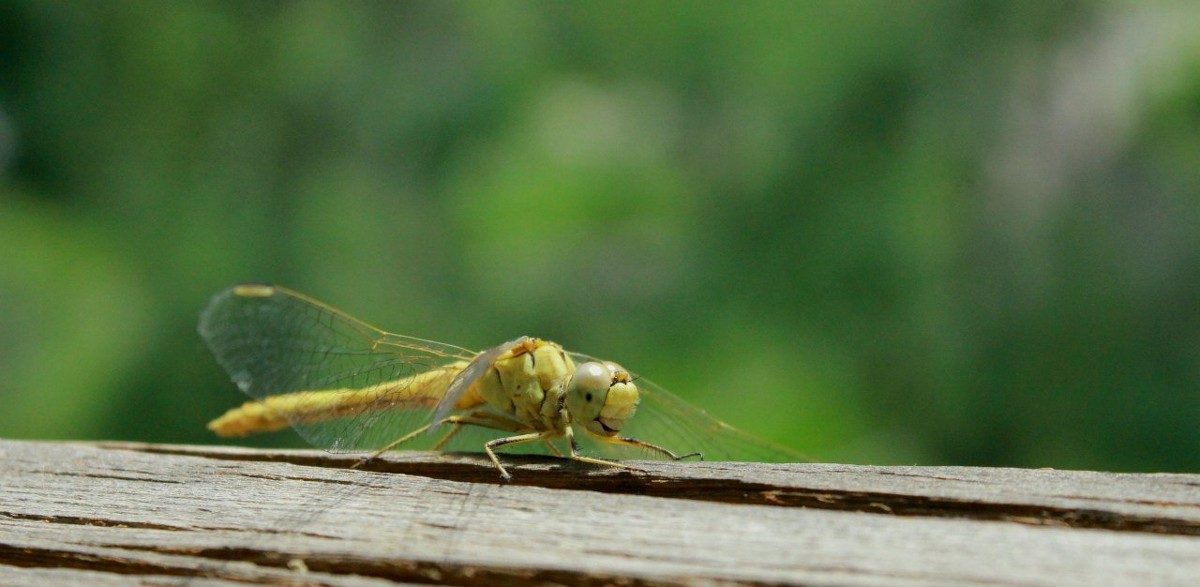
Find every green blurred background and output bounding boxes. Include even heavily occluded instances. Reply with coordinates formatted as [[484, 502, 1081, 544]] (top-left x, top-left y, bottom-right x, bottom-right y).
[[2, 1, 1199, 472]]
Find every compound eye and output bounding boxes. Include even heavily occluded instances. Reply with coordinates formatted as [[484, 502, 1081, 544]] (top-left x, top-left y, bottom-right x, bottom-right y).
[[568, 362, 611, 410]]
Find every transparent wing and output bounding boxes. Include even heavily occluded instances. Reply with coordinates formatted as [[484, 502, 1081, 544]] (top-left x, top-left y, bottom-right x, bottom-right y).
[[198, 284, 479, 452], [567, 352, 804, 463], [430, 336, 530, 434]]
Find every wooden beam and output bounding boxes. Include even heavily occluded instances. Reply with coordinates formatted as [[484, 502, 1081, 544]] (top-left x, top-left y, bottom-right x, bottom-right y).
[[2, 439, 1198, 586]]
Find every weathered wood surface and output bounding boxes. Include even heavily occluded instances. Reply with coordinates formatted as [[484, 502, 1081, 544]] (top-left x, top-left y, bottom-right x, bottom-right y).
[[2, 439, 1199, 586]]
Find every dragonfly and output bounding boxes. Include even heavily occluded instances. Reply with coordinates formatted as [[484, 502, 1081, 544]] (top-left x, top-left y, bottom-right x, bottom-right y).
[[199, 284, 801, 480]]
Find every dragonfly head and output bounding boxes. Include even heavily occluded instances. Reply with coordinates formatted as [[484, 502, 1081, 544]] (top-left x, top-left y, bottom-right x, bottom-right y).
[[566, 361, 640, 437]]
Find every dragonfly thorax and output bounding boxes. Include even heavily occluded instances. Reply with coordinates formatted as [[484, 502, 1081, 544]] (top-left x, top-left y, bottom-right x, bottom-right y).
[[475, 338, 577, 435]]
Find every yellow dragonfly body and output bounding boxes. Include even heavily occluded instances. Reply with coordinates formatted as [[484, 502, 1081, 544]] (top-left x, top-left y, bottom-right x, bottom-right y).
[[200, 284, 799, 479]]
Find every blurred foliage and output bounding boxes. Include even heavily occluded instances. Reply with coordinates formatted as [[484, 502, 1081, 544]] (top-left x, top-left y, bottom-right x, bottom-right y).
[[2, 1, 1199, 472]]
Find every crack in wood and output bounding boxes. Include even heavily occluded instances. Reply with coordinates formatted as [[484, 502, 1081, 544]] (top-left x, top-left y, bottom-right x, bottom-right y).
[[0, 511, 191, 532], [0, 542, 192, 577], [107, 543, 767, 587], [42, 471, 186, 484]]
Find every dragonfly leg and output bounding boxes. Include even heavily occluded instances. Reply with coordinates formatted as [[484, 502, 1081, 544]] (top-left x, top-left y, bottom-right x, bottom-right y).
[[354, 423, 434, 467], [605, 436, 703, 461], [565, 426, 646, 474], [431, 411, 525, 451], [430, 422, 465, 451], [355, 409, 527, 468], [484, 431, 548, 481]]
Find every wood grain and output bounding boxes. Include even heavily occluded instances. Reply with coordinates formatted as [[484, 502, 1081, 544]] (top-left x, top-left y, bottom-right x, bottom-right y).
[[2, 439, 1198, 586]]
